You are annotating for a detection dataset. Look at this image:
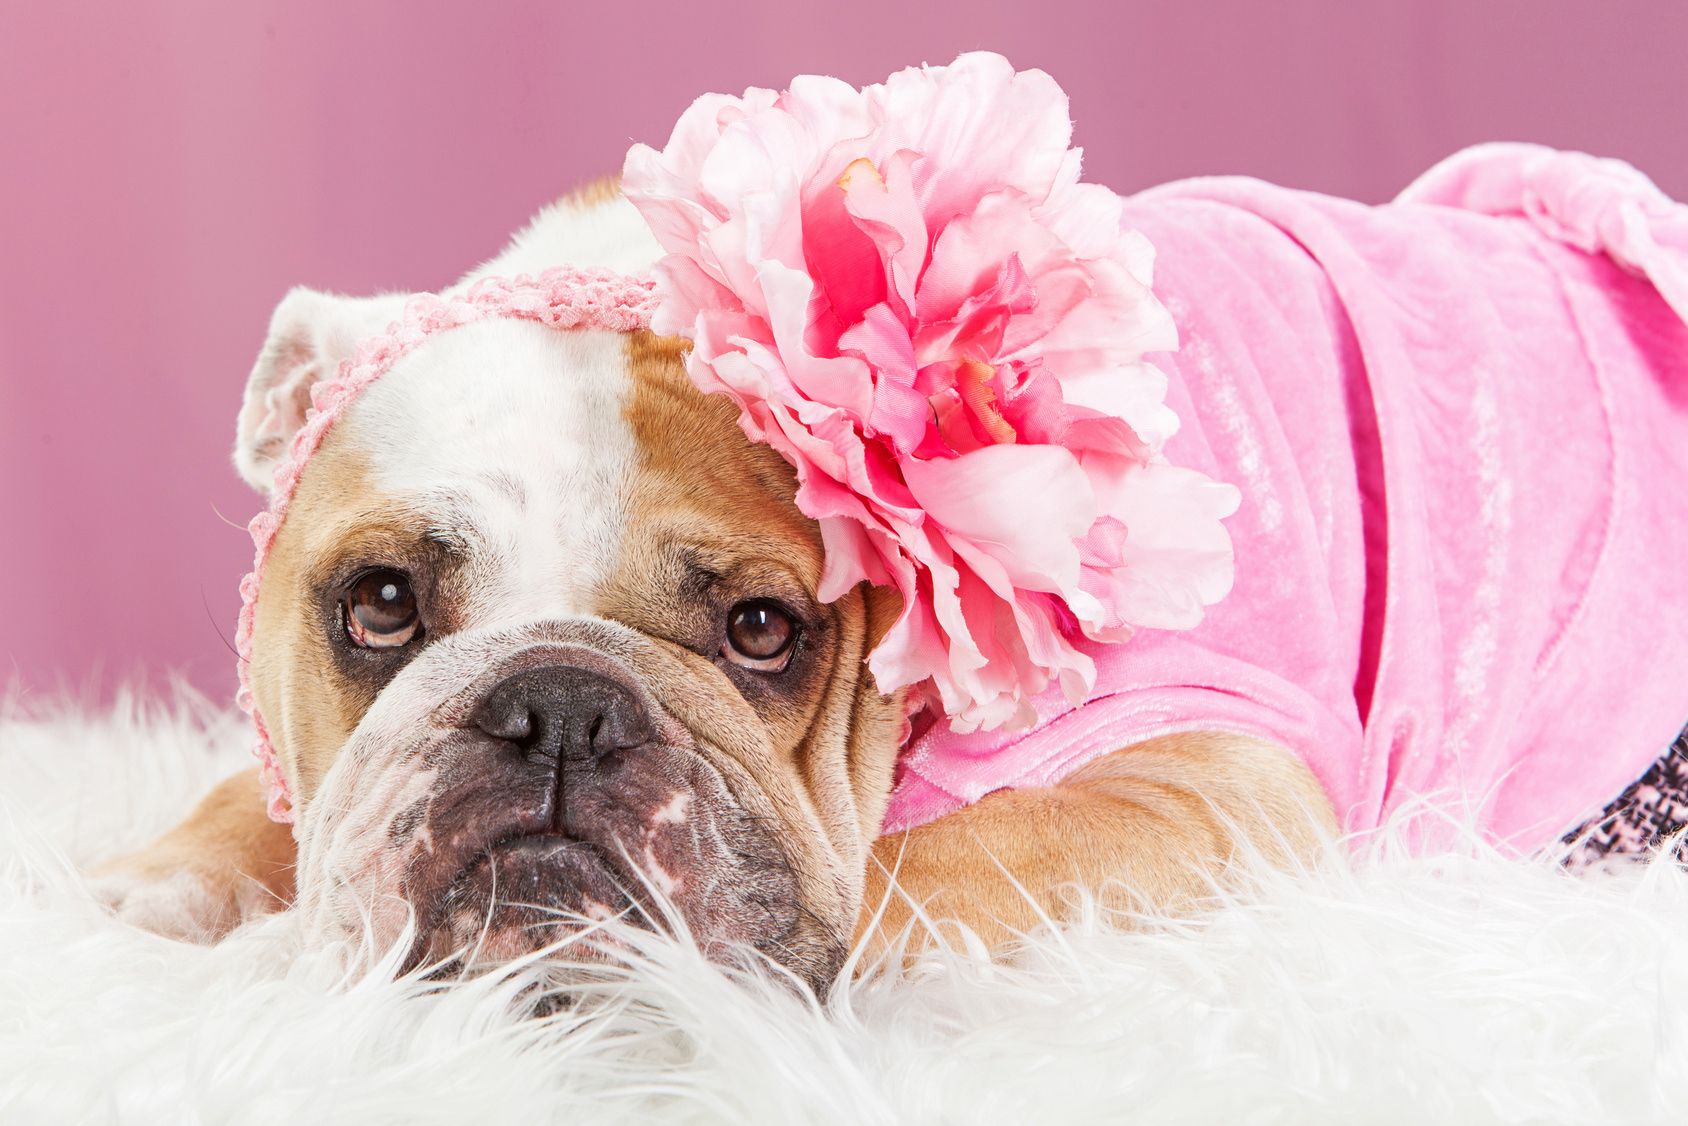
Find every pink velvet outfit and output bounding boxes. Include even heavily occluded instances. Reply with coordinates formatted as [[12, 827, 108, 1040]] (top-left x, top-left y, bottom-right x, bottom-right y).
[[884, 144, 1688, 852]]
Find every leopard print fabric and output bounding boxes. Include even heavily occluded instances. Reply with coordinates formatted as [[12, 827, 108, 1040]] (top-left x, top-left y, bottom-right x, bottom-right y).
[[1562, 728, 1688, 866]]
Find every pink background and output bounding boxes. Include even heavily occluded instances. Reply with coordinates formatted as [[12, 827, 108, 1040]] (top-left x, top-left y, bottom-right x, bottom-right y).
[[4, 2, 1687, 703]]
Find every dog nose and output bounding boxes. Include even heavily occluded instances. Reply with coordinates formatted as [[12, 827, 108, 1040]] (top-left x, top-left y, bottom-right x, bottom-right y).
[[470, 665, 654, 765]]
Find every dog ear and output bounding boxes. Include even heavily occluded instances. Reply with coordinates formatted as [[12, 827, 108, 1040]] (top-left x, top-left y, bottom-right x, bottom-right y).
[[234, 287, 408, 493]]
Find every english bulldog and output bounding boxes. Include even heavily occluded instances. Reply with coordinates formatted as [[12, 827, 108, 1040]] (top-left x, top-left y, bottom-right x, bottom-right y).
[[94, 61, 1688, 995], [90, 183, 1331, 989]]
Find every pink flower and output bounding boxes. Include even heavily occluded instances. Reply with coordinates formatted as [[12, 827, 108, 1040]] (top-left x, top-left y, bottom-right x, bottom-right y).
[[623, 52, 1238, 732]]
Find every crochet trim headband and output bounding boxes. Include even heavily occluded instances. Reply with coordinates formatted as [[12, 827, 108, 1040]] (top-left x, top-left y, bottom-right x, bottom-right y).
[[236, 268, 659, 822], [239, 53, 1239, 825]]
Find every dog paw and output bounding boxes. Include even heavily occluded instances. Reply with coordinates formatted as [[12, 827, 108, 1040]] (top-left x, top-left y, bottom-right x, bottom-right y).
[[86, 861, 239, 943]]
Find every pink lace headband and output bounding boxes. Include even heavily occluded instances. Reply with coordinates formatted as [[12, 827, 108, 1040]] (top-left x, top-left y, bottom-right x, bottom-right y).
[[236, 269, 658, 821], [240, 53, 1237, 825]]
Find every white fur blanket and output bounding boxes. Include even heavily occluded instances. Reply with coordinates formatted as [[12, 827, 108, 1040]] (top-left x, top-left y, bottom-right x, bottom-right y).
[[1, 692, 1683, 1124]]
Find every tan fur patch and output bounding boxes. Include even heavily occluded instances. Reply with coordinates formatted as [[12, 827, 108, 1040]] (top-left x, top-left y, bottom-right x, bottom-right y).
[[248, 431, 441, 804], [607, 331, 906, 863], [91, 767, 297, 937], [859, 732, 1337, 955], [563, 174, 623, 209]]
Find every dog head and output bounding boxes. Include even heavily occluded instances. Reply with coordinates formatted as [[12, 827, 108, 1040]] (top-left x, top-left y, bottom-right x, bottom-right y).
[[237, 253, 904, 991]]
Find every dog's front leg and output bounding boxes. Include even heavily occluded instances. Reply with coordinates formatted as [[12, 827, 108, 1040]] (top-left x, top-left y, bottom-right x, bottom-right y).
[[89, 767, 296, 942], [856, 732, 1336, 957]]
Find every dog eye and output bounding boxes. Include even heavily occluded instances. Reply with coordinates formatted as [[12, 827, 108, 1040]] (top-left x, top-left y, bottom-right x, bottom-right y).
[[342, 569, 421, 649], [723, 600, 797, 671]]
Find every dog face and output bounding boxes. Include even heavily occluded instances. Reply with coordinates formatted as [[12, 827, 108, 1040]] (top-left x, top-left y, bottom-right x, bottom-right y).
[[241, 305, 904, 991]]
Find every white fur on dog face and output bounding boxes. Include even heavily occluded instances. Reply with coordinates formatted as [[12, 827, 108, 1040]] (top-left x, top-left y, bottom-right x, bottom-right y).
[[343, 320, 636, 627]]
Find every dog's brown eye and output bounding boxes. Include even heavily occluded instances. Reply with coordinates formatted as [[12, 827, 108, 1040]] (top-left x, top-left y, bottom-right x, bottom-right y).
[[723, 600, 797, 671], [343, 570, 421, 649]]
